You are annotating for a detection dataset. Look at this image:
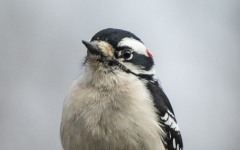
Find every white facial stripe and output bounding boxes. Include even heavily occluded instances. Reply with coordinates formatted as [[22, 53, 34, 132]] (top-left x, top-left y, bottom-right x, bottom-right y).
[[118, 37, 148, 57]]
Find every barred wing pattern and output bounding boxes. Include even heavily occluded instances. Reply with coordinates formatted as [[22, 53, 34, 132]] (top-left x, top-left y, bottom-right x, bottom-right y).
[[147, 81, 183, 150]]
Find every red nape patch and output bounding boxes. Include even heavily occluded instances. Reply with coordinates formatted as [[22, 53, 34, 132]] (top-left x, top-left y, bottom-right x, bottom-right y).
[[146, 49, 153, 58]]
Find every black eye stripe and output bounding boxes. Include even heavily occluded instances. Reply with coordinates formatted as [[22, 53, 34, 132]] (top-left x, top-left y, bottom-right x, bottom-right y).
[[126, 53, 154, 71]]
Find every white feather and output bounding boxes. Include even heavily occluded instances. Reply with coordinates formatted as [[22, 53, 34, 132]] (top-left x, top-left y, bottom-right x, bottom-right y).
[[118, 37, 148, 57], [61, 66, 166, 150]]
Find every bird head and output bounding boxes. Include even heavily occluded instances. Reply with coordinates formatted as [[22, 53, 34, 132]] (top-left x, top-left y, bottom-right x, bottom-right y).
[[82, 28, 156, 82]]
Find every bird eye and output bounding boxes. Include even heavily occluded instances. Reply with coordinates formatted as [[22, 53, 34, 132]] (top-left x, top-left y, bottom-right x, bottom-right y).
[[122, 49, 133, 60]]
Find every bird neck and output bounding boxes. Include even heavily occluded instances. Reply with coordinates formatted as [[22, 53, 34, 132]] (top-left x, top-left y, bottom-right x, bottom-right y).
[[80, 67, 139, 90]]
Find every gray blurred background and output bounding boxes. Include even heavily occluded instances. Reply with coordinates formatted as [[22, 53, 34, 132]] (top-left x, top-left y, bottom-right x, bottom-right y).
[[0, 0, 240, 150]]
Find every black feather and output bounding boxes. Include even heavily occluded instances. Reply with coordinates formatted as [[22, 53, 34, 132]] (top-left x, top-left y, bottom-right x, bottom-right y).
[[91, 28, 142, 48], [146, 81, 183, 150]]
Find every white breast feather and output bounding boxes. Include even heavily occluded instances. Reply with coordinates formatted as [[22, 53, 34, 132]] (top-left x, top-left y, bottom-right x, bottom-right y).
[[61, 69, 166, 150]]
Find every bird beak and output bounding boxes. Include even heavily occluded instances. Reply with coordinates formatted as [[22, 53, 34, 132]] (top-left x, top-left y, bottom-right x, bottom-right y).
[[82, 40, 103, 56]]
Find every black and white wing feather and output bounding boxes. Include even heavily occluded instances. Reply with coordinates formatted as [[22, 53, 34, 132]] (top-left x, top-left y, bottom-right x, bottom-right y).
[[147, 81, 183, 150]]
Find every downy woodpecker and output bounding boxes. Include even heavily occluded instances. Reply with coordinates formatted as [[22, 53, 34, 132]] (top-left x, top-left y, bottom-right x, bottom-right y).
[[61, 28, 183, 150]]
